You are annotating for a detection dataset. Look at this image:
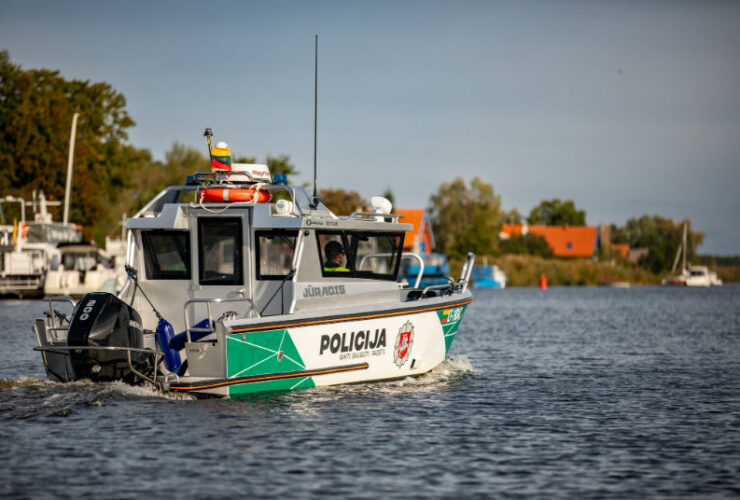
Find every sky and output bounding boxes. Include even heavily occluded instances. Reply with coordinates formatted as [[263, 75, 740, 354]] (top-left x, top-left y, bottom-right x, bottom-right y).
[[1, 0, 739, 253]]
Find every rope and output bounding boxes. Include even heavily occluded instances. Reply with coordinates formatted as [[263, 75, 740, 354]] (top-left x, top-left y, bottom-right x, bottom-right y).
[[259, 270, 295, 316], [125, 265, 163, 320]]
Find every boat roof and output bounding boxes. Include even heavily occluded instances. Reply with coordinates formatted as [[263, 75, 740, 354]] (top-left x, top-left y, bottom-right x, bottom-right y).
[[127, 180, 412, 233]]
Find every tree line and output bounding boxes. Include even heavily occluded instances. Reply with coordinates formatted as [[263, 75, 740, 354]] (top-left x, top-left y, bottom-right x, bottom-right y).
[[0, 52, 707, 274], [0, 52, 304, 242], [426, 176, 705, 274]]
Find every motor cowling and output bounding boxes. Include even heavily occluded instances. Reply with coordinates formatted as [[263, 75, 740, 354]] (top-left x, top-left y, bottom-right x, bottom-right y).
[[68, 292, 149, 383]]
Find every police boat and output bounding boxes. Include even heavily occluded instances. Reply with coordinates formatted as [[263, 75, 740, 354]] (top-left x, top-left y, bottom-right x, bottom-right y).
[[32, 134, 474, 397]]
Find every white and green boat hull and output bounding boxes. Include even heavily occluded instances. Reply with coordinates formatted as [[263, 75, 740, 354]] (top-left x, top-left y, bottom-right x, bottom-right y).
[[168, 294, 472, 397]]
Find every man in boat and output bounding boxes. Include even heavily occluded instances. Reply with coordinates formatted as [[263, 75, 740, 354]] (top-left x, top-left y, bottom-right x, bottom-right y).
[[323, 240, 350, 272]]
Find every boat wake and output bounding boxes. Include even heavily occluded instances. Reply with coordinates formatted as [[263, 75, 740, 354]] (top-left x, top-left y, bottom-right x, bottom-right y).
[[382, 354, 476, 389], [0, 356, 474, 418], [269, 354, 477, 412], [0, 377, 193, 420]]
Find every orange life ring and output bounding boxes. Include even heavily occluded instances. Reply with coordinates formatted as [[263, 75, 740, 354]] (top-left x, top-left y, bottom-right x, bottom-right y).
[[200, 187, 272, 203]]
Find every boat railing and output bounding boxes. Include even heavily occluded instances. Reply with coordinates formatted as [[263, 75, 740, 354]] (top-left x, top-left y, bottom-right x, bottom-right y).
[[43, 296, 76, 333], [418, 252, 474, 296], [33, 345, 162, 387], [132, 182, 304, 220], [183, 294, 261, 343], [458, 252, 475, 292], [420, 281, 455, 296], [348, 212, 404, 222], [358, 252, 425, 289]]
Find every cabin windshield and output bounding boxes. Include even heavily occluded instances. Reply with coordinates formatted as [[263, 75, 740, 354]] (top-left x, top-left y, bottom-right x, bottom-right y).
[[198, 218, 243, 285], [141, 230, 191, 280], [316, 231, 403, 280]]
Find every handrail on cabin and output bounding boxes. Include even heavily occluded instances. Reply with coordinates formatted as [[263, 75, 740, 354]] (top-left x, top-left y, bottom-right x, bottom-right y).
[[358, 252, 425, 289], [183, 295, 260, 344]]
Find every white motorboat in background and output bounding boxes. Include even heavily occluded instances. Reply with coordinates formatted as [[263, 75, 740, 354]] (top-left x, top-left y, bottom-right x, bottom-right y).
[[0, 192, 83, 297], [684, 265, 712, 287], [43, 242, 125, 296], [709, 271, 723, 286]]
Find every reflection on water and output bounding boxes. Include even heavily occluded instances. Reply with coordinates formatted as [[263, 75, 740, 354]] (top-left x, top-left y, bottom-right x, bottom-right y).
[[1, 286, 740, 498]]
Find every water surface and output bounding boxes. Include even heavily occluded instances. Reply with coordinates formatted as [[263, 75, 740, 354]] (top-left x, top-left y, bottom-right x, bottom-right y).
[[2, 286, 739, 498]]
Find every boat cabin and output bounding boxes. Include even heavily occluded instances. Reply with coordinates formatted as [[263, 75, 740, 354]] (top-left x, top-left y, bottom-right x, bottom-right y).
[[123, 167, 412, 333]]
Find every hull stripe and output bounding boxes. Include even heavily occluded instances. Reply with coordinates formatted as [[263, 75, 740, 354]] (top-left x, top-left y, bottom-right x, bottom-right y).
[[169, 362, 369, 391], [232, 298, 473, 334]]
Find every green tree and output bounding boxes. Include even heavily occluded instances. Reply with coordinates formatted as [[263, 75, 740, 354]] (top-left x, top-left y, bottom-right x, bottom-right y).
[[0, 50, 150, 244], [499, 234, 553, 257], [319, 188, 368, 215], [232, 154, 257, 164], [612, 215, 704, 273], [381, 188, 395, 208], [132, 142, 208, 210], [503, 207, 523, 224], [266, 154, 298, 177], [528, 198, 586, 226], [428, 176, 503, 259]]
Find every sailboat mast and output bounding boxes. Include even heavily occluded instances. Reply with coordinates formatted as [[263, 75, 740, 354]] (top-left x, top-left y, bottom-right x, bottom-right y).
[[682, 222, 687, 271], [63, 112, 79, 225]]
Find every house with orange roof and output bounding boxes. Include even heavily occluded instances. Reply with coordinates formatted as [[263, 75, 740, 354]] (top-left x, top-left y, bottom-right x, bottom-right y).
[[500, 224, 598, 258], [395, 209, 435, 254], [611, 243, 629, 259]]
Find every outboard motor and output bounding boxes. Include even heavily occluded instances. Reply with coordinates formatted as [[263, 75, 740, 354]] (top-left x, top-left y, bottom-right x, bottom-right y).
[[68, 292, 150, 383]]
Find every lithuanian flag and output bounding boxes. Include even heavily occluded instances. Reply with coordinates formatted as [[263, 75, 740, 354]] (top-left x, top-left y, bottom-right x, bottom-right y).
[[441, 309, 450, 323], [211, 145, 232, 173]]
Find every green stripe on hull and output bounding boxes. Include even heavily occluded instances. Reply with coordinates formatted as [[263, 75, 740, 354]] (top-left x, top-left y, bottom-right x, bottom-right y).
[[226, 328, 316, 397], [436, 305, 468, 354], [227, 329, 306, 378]]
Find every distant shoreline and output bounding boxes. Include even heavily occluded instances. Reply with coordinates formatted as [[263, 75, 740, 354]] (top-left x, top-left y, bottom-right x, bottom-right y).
[[450, 255, 740, 287]]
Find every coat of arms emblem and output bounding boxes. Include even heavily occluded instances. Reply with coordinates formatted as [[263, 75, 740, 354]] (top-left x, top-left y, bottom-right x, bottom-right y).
[[394, 320, 414, 368]]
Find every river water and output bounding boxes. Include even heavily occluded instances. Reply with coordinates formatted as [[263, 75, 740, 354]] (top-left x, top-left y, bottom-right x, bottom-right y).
[[1, 286, 739, 499]]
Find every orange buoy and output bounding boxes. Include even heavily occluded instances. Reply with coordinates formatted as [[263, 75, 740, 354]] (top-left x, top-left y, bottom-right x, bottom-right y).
[[539, 274, 548, 290], [200, 187, 272, 203]]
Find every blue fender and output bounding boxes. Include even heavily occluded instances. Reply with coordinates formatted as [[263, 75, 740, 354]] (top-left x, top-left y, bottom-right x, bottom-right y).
[[155, 318, 182, 373]]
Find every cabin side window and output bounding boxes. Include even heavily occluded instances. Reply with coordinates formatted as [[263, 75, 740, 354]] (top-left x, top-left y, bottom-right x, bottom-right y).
[[141, 230, 191, 280], [349, 232, 404, 280], [316, 231, 352, 277], [256, 230, 298, 280], [316, 231, 404, 280], [198, 218, 243, 285]]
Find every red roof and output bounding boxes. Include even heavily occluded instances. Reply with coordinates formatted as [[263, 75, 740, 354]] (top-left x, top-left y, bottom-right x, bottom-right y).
[[395, 209, 434, 253], [501, 224, 598, 258], [611, 243, 629, 259]]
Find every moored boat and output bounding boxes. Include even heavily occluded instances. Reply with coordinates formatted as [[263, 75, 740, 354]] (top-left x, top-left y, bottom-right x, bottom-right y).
[[43, 243, 125, 296], [662, 223, 716, 287], [32, 133, 475, 397], [1, 191, 83, 297], [471, 258, 507, 289]]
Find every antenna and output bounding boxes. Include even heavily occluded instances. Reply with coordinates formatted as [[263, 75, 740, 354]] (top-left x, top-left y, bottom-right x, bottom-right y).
[[204, 128, 213, 157], [310, 34, 319, 209]]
